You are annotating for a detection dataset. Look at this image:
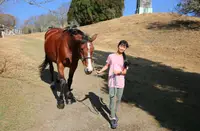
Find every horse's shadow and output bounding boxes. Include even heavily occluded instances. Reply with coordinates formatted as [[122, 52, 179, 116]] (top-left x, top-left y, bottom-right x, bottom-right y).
[[40, 69, 111, 123], [40, 69, 76, 105], [40, 69, 59, 98], [78, 92, 111, 124]]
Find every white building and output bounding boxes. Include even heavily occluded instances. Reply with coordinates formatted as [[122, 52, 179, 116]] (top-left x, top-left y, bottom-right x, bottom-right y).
[[136, 0, 153, 14]]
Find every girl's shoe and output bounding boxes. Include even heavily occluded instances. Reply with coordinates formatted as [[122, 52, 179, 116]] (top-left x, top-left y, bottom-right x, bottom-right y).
[[110, 119, 118, 129]]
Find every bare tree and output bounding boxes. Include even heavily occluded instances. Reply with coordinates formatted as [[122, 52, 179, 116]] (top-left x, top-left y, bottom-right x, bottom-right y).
[[54, 2, 70, 27], [18, 1, 70, 33], [29, 2, 71, 29], [34, 13, 58, 31], [21, 12, 60, 33], [0, 14, 16, 28]]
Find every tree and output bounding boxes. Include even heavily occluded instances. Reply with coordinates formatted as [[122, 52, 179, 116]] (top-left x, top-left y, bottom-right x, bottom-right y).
[[177, 0, 200, 16], [57, 2, 70, 27], [53, 2, 70, 28], [67, 0, 124, 26], [0, 14, 16, 28], [21, 13, 59, 33], [22, 16, 37, 33], [21, 2, 71, 34], [34, 13, 59, 31]]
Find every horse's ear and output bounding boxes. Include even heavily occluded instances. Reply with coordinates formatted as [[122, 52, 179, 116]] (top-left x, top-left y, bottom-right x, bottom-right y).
[[90, 34, 98, 42]]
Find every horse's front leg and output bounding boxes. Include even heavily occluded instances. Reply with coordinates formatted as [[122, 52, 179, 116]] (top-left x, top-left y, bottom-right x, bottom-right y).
[[56, 62, 66, 109], [65, 62, 78, 104]]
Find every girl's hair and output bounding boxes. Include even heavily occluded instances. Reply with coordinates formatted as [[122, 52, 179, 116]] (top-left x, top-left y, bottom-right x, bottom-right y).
[[118, 40, 130, 68], [118, 40, 129, 48]]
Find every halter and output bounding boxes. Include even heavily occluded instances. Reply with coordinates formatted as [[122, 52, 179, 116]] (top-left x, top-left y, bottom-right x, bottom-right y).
[[80, 42, 92, 62], [81, 57, 92, 62]]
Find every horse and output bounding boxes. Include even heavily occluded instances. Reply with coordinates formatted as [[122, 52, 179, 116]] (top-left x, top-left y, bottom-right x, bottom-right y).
[[39, 27, 97, 109]]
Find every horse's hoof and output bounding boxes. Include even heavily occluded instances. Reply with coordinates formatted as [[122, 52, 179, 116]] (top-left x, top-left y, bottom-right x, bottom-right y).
[[57, 103, 65, 109], [57, 100, 65, 109]]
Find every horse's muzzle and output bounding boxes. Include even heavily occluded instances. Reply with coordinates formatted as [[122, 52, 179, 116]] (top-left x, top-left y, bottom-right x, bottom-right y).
[[84, 68, 93, 75]]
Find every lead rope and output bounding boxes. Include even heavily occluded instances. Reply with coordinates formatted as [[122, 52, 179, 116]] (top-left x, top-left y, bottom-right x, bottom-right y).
[[71, 60, 100, 115], [72, 59, 106, 115], [73, 92, 99, 115], [93, 60, 107, 106]]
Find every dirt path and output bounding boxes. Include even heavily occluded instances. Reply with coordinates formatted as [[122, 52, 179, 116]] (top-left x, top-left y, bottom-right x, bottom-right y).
[[0, 35, 169, 131]]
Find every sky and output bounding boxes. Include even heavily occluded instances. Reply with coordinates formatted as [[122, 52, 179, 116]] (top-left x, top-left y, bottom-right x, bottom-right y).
[[1, 0, 180, 26]]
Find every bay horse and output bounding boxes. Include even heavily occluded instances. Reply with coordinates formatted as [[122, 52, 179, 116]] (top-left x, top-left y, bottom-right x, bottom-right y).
[[39, 27, 97, 109]]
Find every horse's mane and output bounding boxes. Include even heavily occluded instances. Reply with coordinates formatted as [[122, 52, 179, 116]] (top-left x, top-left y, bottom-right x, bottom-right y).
[[64, 26, 90, 42]]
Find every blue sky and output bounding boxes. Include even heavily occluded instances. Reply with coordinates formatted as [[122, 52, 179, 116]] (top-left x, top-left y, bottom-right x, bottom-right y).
[[2, 0, 179, 26]]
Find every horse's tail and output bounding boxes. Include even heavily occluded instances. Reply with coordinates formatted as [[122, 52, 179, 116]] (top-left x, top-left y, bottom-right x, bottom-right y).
[[39, 55, 49, 77]]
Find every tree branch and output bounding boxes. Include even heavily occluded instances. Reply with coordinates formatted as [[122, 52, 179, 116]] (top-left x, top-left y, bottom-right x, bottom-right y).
[[0, 0, 6, 5], [23, 0, 58, 14]]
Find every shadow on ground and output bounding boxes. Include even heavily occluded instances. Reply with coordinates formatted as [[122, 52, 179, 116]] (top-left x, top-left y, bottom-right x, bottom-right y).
[[39, 68, 111, 122], [147, 20, 200, 31], [93, 50, 200, 131], [77, 92, 111, 124]]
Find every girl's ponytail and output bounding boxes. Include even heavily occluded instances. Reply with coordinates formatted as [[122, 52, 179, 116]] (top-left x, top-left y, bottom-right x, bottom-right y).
[[118, 40, 130, 68], [122, 52, 130, 68]]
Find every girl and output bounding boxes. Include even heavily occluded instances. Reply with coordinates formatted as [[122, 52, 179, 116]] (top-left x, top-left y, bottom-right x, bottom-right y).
[[97, 40, 129, 129]]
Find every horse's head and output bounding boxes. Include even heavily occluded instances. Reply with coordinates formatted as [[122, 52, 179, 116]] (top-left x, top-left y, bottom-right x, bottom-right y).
[[66, 27, 97, 75], [79, 34, 97, 75]]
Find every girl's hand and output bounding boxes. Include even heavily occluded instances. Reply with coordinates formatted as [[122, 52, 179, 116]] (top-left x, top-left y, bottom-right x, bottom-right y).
[[96, 70, 101, 74], [121, 68, 128, 75]]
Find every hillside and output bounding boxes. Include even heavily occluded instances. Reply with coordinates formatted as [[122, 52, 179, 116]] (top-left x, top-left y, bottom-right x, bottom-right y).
[[80, 13, 200, 73]]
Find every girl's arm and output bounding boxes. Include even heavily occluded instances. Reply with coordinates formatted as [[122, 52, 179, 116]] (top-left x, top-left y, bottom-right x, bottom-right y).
[[115, 67, 128, 75], [97, 63, 109, 74]]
